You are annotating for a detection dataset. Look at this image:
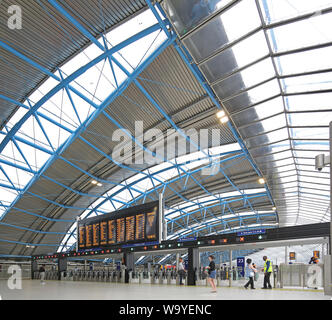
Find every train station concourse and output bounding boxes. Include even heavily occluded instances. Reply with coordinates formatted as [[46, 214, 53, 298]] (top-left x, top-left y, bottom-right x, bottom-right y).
[[0, 0, 332, 310]]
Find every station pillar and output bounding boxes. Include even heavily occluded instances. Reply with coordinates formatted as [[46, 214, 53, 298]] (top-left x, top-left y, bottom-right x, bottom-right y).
[[187, 247, 199, 286], [58, 257, 67, 280], [31, 260, 38, 280], [123, 252, 135, 283]]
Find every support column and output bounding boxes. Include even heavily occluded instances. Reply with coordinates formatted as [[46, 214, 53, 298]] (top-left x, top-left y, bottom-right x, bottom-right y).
[[285, 246, 288, 264], [58, 257, 67, 280], [187, 247, 199, 286], [31, 260, 38, 279], [123, 252, 135, 283], [229, 250, 232, 287]]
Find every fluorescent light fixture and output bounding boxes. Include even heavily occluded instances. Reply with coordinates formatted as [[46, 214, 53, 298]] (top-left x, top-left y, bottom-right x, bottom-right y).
[[216, 110, 226, 118], [97, 182, 103, 187], [91, 180, 98, 185], [258, 178, 266, 184], [220, 116, 229, 124]]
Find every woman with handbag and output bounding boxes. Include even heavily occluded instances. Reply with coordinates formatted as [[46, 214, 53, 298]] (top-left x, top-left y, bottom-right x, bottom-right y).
[[244, 258, 257, 290]]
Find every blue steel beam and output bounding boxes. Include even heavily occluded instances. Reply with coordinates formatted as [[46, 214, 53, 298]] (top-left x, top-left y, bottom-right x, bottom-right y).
[[60, 154, 247, 250], [0, 30, 174, 225]]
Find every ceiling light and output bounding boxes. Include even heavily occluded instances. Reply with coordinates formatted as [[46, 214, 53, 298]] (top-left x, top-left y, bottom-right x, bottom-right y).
[[216, 110, 226, 119], [91, 180, 97, 185], [220, 116, 229, 124], [272, 206, 277, 211], [258, 178, 265, 184], [97, 182, 102, 187]]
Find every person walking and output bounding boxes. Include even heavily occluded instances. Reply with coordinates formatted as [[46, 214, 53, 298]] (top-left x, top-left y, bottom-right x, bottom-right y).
[[178, 258, 186, 285], [261, 256, 273, 289], [244, 258, 256, 289], [39, 264, 46, 285], [206, 255, 217, 293]]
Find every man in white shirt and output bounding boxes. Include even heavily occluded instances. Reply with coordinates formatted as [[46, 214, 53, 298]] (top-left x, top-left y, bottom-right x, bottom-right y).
[[178, 258, 186, 285]]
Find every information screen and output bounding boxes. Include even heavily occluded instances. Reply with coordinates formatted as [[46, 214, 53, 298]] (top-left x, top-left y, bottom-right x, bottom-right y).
[[100, 221, 107, 245], [78, 225, 85, 249], [126, 216, 135, 242], [116, 218, 125, 243], [146, 206, 158, 240], [135, 214, 145, 241], [108, 220, 116, 245], [92, 223, 100, 247], [78, 201, 160, 250], [85, 224, 93, 247]]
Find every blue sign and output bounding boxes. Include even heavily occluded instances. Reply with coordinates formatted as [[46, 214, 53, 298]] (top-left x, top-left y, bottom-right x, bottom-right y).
[[237, 257, 245, 277], [177, 237, 197, 242], [237, 229, 266, 236]]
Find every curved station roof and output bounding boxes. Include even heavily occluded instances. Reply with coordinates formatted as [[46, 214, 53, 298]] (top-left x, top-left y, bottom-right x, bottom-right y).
[[0, 0, 330, 258]]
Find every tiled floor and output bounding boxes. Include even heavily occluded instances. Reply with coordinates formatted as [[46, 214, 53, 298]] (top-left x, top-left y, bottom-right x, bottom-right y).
[[0, 280, 330, 300]]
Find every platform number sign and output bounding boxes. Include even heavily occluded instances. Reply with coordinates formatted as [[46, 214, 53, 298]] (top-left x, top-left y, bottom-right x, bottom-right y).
[[289, 252, 296, 261], [237, 257, 245, 277]]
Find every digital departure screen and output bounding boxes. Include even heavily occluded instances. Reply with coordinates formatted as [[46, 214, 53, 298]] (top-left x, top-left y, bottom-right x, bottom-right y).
[[100, 221, 107, 246], [146, 206, 158, 240], [92, 223, 100, 247], [116, 218, 125, 244], [126, 216, 135, 242], [78, 225, 85, 249], [108, 220, 116, 245], [77, 201, 160, 250], [85, 224, 93, 247], [135, 214, 145, 241]]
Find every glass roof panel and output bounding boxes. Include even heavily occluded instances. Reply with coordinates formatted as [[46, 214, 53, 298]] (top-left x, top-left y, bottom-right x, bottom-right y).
[[259, 0, 332, 24], [223, 79, 281, 113], [212, 58, 276, 99], [285, 92, 332, 111], [267, 12, 332, 53], [183, 0, 261, 62], [283, 72, 332, 94], [276, 46, 332, 76], [200, 30, 269, 83]]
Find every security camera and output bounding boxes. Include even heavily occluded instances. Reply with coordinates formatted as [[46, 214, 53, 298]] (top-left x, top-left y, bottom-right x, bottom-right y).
[[315, 154, 325, 171], [315, 154, 330, 171]]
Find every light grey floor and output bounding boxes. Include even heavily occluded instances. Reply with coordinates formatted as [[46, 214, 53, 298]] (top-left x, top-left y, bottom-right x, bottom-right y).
[[0, 280, 330, 300]]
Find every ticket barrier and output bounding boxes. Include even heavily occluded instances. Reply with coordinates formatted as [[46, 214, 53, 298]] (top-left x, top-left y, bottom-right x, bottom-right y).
[[158, 271, 168, 285], [129, 271, 140, 284], [167, 270, 177, 285], [141, 271, 150, 284], [150, 271, 159, 284], [196, 270, 208, 286]]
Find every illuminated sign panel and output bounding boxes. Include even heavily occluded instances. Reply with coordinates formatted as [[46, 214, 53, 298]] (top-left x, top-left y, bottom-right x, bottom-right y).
[[85, 225, 93, 247], [108, 220, 116, 245], [77, 201, 160, 250], [92, 223, 100, 247], [100, 221, 107, 245], [78, 225, 85, 249], [135, 214, 145, 241], [146, 206, 158, 240], [125, 216, 135, 242], [116, 218, 125, 244]]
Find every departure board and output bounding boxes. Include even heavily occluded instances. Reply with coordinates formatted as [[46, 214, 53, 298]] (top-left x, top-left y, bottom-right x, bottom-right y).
[[100, 221, 107, 245], [126, 216, 135, 242], [77, 200, 161, 250], [146, 206, 158, 240], [85, 224, 93, 247], [78, 225, 86, 249], [108, 220, 116, 245], [116, 218, 125, 243], [92, 223, 100, 247], [135, 214, 145, 241]]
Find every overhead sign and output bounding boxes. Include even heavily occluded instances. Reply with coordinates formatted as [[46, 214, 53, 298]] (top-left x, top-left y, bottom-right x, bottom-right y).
[[289, 252, 296, 260], [78, 201, 160, 250], [237, 229, 266, 236]]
